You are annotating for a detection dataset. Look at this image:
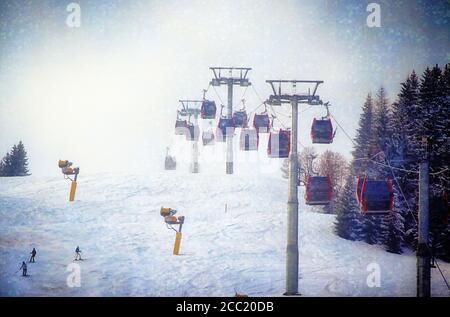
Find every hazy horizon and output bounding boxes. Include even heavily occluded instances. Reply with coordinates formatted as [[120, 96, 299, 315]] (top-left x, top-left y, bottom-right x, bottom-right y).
[[1, 0, 449, 176]]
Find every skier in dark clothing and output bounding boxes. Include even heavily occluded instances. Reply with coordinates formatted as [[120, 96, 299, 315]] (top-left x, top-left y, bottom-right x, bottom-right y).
[[19, 261, 27, 276], [29, 248, 36, 263], [75, 246, 82, 261]]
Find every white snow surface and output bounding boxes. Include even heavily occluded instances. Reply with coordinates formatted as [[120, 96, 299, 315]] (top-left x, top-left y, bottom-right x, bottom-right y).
[[1, 159, 449, 297]]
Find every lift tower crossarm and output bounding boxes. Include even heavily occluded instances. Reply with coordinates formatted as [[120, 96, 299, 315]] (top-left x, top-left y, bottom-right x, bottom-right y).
[[210, 67, 252, 87], [178, 99, 203, 116], [209, 66, 252, 174], [266, 80, 324, 106]]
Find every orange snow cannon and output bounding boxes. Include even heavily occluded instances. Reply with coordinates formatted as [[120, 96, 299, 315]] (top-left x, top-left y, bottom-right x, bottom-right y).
[[58, 160, 69, 168], [160, 207, 185, 255], [58, 159, 80, 202], [160, 207, 173, 217]]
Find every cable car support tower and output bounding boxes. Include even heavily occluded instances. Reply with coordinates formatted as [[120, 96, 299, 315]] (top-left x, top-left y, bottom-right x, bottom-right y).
[[179, 99, 202, 173], [210, 67, 251, 174], [266, 79, 324, 295]]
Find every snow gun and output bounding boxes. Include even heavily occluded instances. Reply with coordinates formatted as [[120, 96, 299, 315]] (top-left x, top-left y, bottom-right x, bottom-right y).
[[58, 160, 80, 202], [160, 207, 185, 255]]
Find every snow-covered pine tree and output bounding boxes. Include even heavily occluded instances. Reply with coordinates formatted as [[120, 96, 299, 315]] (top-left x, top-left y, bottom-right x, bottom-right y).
[[370, 86, 407, 251], [334, 175, 363, 240], [10, 141, 30, 176], [391, 71, 420, 249], [0, 152, 14, 176], [362, 87, 391, 245], [0, 142, 30, 177], [334, 95, 375, 240], [351, 94, 375, 176], [352, 94, 377, 244], [402, 64, 450, 261], [420, 64, 450, 262], [434, 64, 450, 261], [383, 193, 405, 254]]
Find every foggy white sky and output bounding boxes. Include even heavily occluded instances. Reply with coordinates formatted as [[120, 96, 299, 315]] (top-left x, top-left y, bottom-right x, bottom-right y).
[[0, 0, 448, 176]]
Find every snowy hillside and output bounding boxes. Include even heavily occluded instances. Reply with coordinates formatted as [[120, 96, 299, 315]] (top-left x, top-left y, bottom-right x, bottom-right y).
[[1, 161, 449, 297]]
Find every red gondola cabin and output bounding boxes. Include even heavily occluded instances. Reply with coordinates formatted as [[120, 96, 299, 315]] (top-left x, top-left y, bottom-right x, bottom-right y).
[[233, 110, 248, 128], [202, 130, 215, 146], [356, 176, 394, 214], [267, 129, 290, 158], [305, 176, 332, 205], [253, 113, 271, 133], [239, 128, 259, 151], [201, 100, 217, 119], [216, 118, 234, 142], [175, 119, 188, 135], [311, 118, 334, 144], [185, 124, 200, 141]]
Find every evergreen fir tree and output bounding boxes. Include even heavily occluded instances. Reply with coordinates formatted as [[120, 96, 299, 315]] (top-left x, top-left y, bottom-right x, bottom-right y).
[[392, 71, 421, 249], [334, 95, 375, 241], [1, 152, 14, 176], [383, 193, 405, 254], [334, 175, 363, 240], [352, 94, 375, 176], [372, 86, 391, 172], [0, 141, 30, 177], [361, 87, 391, 246], [363, 215, 379, 245], [10, 141, 30, 176], [433, 64, 450, 261], [417, 65, 449, 261]]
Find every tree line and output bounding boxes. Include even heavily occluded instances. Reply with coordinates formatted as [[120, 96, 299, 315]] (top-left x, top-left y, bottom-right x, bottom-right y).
[[335, 63, 450, 261]]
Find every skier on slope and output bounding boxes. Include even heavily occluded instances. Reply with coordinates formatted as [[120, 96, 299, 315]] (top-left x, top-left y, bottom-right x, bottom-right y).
[[19, 261, 28, 276], [75, 246, 82, 261], [29, 248, 36, 263]]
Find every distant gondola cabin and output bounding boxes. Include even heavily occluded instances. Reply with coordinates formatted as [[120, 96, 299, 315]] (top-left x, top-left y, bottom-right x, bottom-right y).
[[217, 118, 235, 141], [165, 155, 176, 170], [239, 128, 259, 151], [311, 118, 334, 144], [175, 119, 188, 135], [253, 113, 271, 133], [233, 110, 248, 128], [201, 100, 217, 119], [186, 124, 200, 141], [267, 129, 290, 158], [202, 130, 215, 146], [356, 177, 394, 214], [305, 176, 332, 205]]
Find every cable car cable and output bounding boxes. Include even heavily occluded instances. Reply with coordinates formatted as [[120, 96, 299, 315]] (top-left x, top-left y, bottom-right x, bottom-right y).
[[246, 102, 265, 118], [240, 85, 249, 102], [328, 113, 357, 147], [251, 84, 265, 105], [329, 112, 424, 174], [268, 104, 289, 129], [212, 85, 225, 106]]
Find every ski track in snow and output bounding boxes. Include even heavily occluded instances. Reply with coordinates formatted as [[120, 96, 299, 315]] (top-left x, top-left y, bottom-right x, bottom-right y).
[[0, 168, 449, 297]]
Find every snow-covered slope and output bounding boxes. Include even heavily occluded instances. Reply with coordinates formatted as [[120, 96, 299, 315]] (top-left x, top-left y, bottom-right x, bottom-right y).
[[1, 163, 449, 296]]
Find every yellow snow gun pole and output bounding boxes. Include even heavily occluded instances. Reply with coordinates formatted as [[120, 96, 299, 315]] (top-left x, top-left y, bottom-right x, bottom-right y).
[[59, 160, 79, 202], [160, 207, 184, 255], [173, 231, 182, 255], [69, 172, 79, 202], [69, 180, 77, 202]]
